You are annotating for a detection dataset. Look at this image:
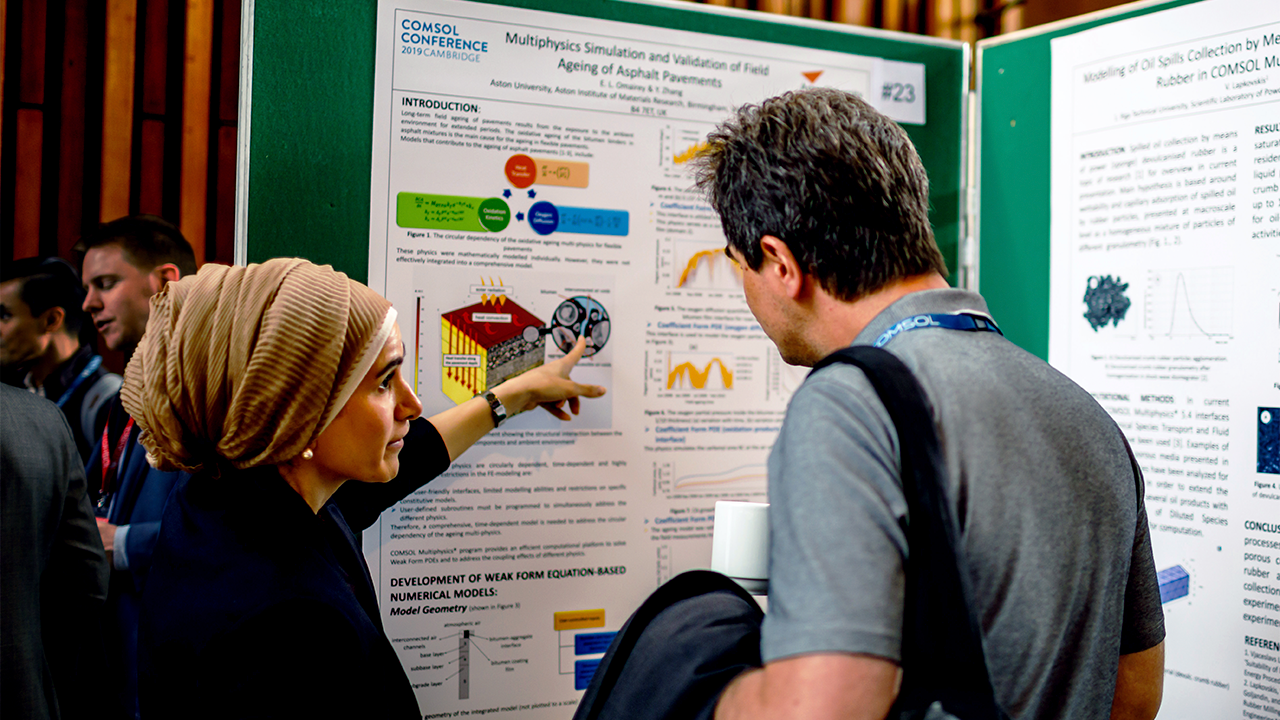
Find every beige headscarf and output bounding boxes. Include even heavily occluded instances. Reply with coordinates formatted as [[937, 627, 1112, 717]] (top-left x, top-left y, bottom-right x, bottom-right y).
[[121, 258, 396, 473]]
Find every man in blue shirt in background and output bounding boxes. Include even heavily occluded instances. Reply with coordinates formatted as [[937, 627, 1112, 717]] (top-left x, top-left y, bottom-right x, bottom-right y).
[[77, 215, 195, 720]]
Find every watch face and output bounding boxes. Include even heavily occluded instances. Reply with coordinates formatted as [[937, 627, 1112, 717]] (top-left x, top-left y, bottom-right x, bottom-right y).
[[486, 391, 507, 425]]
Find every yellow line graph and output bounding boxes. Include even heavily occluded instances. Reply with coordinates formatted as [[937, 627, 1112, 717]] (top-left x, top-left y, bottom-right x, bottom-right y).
[[677, 249, 740, 288], [673, 142, 709, 164], [667, 355, 734, 390]]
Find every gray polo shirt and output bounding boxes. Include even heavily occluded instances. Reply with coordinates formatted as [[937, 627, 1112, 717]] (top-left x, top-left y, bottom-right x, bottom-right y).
[[761, 289, 1163, 720]]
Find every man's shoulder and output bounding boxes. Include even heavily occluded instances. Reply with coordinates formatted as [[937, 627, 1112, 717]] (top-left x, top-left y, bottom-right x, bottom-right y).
[[787, 361, 888, 424], [776, 359, 899, 475], [0, 384, 75, 439]]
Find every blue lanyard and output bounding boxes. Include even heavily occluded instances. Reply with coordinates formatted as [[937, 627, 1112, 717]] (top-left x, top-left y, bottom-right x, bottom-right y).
[[872, 313, 1003, 349], [55, 355, 103, 408]]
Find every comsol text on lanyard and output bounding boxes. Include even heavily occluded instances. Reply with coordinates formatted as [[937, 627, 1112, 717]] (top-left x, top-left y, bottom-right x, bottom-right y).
[[872, 312, 1003, 348]]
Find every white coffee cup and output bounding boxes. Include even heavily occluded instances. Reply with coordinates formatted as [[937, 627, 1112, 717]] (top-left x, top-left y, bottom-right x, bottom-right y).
[[711, 501, 770, 594]]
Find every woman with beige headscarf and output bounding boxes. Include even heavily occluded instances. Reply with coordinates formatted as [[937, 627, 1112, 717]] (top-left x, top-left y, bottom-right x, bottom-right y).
[[128, 258, 604, 719]]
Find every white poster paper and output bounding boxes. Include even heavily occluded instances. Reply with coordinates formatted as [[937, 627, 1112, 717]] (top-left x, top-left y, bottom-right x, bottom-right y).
[[365, 1, 926, 716], [1049, 1, 1280, 717]]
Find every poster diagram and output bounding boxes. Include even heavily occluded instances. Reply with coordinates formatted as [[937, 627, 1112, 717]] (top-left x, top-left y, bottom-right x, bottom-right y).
[[1261, 408, 1279, 475], [1082, 274, 1132, 331], [1048, 2, 1280, 717], [413, 271, 615, 427], [367, 1, 924, 716], [397, 153, 629, 239], [646, 349, 761, 401], [1144, 267, 1233, 342], [673, 240, 741, 290], [659, 124, 712, 175], [653, 460, 767, 498], [533, 296, 611, 357], [1159, 564, 1191, 604], [438, 281, 547, 403], [666, 352, 735, 392]]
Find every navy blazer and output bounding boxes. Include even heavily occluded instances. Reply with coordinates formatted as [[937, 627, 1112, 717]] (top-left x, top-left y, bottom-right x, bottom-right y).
[[139, 417, 451, 719], [84, 397, 187, 720], [86, 425, 186, 590]]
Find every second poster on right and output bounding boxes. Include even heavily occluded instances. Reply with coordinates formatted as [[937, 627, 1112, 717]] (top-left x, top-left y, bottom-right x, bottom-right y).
[[1048, 0, 1280, 717]]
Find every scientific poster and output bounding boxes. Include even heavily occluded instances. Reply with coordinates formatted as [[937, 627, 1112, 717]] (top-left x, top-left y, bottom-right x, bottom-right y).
[[1048, 1, 1280, 716], [365, 1, 926, 716]]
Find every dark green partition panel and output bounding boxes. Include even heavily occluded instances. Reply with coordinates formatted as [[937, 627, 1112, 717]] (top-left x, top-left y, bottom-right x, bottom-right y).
[[976, 0, 1202, 359], [243, 0, 966, 283]]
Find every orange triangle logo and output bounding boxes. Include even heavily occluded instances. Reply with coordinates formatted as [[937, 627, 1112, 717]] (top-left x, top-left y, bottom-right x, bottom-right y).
[[802, 70, 823, 84]]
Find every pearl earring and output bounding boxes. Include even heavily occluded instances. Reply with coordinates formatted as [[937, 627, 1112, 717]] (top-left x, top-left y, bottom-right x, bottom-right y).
[[302, 448, 314, 460]]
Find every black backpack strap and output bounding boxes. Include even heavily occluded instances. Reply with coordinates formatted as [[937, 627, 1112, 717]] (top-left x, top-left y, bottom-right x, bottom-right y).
[[80, 371, 122, 446], [812, 346, 1007, 720]]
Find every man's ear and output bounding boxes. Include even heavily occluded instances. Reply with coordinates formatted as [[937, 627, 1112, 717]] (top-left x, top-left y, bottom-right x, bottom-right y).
[[38, 306, 67, 336], [149, 263, 182, 292], [759, 235, 805, 299]]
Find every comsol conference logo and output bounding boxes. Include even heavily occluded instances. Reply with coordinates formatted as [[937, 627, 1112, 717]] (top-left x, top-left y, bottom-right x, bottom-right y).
[[399, 18, 489, 56]]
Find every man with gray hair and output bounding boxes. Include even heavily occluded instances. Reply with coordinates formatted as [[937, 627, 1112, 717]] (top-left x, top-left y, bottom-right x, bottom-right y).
[[691, 88, 1166, 720]]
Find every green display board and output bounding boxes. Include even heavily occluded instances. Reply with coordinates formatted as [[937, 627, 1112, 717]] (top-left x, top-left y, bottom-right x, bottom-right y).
[[238, 0, 967, 283], [975, 0, 1203, 359]]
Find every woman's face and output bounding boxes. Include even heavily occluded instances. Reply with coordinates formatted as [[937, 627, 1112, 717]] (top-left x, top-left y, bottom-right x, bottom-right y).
[[311, 322, 422, 484]]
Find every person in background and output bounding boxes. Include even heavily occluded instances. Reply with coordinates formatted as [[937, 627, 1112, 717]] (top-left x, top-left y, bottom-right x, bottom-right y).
[[2, 385, 111, 720], [76, 214, 196, 720], [0, 257, 121, 462], [692, 88, 1165, 720], [128, 258, 605, 718]]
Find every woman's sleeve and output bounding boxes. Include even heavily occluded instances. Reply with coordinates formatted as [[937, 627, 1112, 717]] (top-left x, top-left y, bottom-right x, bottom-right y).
[[332, 416, 451, 531]]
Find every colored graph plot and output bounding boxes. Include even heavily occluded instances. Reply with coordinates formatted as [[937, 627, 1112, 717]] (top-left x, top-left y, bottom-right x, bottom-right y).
[[659, 124, 711, 175], [673, 463, 766, 490], [653, 461, 767, 497], [1144, 267, 1232, 340], [667, 354, 734, 391], [675, 244, 741, 290], [673, 142, 709, 164]]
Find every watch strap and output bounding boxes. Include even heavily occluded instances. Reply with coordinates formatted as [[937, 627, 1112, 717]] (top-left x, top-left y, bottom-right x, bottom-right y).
[[481, 389, 507, 428]]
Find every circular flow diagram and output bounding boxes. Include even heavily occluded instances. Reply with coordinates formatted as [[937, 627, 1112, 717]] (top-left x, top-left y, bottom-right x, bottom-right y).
[[522, 296, 610, 357]]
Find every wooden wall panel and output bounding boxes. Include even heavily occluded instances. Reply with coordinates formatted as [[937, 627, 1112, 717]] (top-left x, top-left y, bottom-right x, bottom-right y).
[[180, 0, 213, 262], [934, 0, 957, 38], [1, 2, 8, 144], [217, 0, 239, 121], [56, 0, 89, 256], [139, 117, 165, 213], [214, 124, 236, 264], [141, 0, 169, 115], [13, 109, 43, 257], [1002, 4, 1024, 34], [100, 0, 136, 222], [957, 0, 978, 44], [19, 0, 46, 105], [832, 0, 875, 26], [5, 0, 239, 266]]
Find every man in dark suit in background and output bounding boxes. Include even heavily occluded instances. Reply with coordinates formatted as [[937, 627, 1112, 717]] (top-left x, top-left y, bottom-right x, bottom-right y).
[[77, 215, 196, 720], [2, 385, 111, 720], [1, 257, 121, 461]]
